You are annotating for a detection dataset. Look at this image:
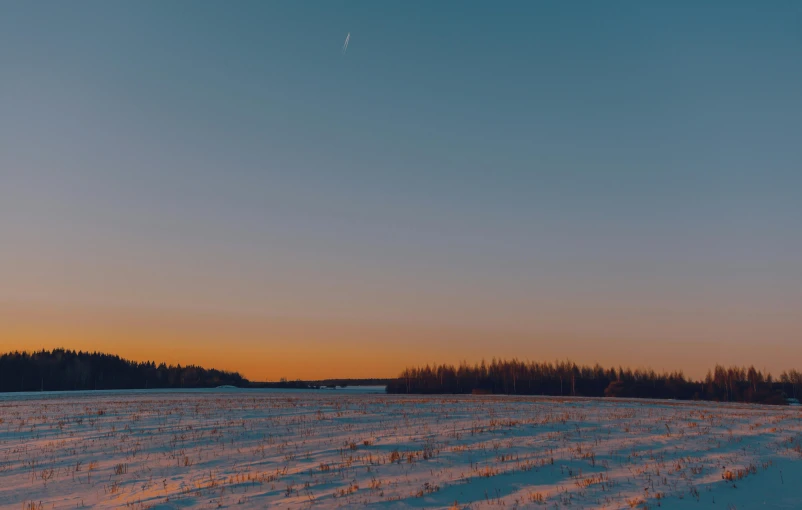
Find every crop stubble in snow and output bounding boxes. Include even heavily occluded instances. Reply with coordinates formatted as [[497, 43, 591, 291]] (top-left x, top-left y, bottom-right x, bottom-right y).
[[1, 390, 801, 509]]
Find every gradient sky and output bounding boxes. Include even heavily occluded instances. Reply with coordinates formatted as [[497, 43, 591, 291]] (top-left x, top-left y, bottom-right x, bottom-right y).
[[1, 1, 801, 380]]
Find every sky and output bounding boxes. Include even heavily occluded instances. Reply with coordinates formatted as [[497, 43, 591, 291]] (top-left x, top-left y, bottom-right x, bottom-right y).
[[1, 1, 801, 380]]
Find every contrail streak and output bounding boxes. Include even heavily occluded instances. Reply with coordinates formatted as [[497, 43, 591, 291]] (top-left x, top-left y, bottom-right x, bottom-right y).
[[342, 32, 350, 55]]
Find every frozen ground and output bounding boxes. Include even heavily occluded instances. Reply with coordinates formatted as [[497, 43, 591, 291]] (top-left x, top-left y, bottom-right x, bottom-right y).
[[1, 389, 800, 509]]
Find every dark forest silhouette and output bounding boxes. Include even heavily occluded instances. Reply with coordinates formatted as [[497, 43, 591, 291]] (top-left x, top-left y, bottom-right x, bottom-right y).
[[0, 349, 391, 393], [0, 349, 246, 392], [4, 350, 801, 405], [386, 359, 802, 405]]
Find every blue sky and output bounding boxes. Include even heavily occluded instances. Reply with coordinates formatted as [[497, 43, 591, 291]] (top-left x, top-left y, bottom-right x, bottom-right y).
[[1, 1, 800, 377]]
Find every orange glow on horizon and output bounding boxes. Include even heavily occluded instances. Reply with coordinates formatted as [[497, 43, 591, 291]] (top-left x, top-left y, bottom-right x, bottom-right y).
[[2, 301, 800, 382]]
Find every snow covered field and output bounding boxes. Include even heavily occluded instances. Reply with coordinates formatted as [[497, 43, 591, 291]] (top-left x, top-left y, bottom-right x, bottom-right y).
[[1, 390, 800, 509]]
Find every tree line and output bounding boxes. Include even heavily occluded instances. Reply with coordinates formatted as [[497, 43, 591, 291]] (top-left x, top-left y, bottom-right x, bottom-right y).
[[249, 378, 393, 389], [386, 359, 802, 405], [0, 349, 247, 392]]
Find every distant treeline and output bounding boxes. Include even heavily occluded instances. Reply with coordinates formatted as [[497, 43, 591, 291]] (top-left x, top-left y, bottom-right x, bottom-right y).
[[309, 378, 393, 388], [0, 349, 246, 392], [249, 378, 392, 390], [387, 359, 802, 405]]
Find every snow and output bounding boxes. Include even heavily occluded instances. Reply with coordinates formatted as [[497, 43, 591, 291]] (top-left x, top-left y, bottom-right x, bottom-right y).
[[1, 389, 800, 509]]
